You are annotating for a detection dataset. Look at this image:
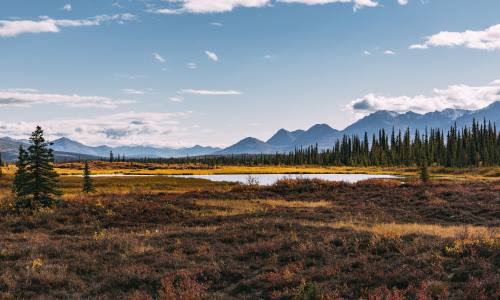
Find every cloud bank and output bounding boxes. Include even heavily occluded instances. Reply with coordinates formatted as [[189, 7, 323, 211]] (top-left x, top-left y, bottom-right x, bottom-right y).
[[0, 112, 193, 147], [347, 79, 500, 116]]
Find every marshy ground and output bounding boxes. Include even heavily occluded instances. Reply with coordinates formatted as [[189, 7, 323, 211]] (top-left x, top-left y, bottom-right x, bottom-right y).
[[0, 167, 499, 299]]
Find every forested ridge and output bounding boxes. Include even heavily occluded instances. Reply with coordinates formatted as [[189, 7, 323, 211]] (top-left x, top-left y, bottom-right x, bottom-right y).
[[130, 120, 500, 168]]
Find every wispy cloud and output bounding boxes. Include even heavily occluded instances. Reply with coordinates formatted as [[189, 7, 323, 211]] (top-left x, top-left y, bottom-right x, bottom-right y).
[[205, 50, 218, 62], [121, 89, 148, 95], [170, 96, 183, 102], [0, 89, 134, 108], [278, 0, 379, 11], [187, 62, 197, 69], [153, 52, 167, 63], [210, 22, 223, 27], [384, 50, 396, 55], [0, 14, 135, 37], [347, 79, 500, 117], [179, 89, 242, 96], [147, 7, 181, 14], [410, 24, 500, 51], [62, 4, 72, 12]]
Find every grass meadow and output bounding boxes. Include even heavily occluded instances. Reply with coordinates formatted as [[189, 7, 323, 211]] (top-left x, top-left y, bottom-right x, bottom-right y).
[[0, 165, 499, 299]]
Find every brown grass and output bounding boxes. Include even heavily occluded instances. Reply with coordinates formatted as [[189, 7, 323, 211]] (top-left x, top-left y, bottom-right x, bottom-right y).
[[0, 176, 498, 299]]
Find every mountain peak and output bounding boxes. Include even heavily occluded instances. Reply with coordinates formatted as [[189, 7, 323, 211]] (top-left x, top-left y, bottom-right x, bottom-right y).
[[307, 123, 335, 131], [267, 128, 298, 146]]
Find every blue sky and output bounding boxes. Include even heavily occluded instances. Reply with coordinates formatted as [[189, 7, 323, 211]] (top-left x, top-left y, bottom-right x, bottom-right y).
[[1, 0, 500, 147]]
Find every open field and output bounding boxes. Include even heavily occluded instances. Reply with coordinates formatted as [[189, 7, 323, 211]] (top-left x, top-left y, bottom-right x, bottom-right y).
[[0, 172, 499, 299]]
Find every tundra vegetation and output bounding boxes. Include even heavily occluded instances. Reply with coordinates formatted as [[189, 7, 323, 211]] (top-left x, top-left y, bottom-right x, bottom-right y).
[[0, 127, 498, 299]]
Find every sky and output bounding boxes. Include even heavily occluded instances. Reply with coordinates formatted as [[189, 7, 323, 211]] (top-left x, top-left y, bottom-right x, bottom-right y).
[[1, 0, 500, 148]]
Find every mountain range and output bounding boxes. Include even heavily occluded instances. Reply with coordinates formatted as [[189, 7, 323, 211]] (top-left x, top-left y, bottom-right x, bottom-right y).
[[214, 101, 500, 154], [1, 101, 499, 161]]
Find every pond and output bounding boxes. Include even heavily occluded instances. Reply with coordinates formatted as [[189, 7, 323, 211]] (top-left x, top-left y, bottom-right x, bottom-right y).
[[84, 173, 400, 185], [170, 174, 399, 185]]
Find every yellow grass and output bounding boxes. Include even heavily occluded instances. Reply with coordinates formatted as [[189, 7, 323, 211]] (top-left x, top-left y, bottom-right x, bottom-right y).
[[52, 165, 500, 181], [3, 162, 499, 180], [191, 199, 332, 216], [299, 220, 499, 240]]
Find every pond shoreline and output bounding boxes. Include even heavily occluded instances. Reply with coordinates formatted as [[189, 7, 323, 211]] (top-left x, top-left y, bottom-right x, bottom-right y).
[[66, 173, 401, 185]]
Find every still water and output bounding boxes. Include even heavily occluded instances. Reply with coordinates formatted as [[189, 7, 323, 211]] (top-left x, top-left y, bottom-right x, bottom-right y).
[[169, 174, 399, 185], [85, 173, 399, 185]]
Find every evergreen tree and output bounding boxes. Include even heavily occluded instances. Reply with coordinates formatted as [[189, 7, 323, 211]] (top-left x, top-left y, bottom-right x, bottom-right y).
[[109, 150, 114, 163], [12, 146, 30, 206], [25, 126, 61, 207], [82, 161, 95, 193], [419, 159, 430, 183]]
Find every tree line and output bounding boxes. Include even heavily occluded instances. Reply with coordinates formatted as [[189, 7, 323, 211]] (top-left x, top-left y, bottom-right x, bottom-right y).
[[126, 120, 500, 168]]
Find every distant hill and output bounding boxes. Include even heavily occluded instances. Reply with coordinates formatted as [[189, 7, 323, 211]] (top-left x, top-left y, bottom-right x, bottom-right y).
[[216, 137, 276, 155], [0, 136, 221, 162], [1, 101, 499, 160]]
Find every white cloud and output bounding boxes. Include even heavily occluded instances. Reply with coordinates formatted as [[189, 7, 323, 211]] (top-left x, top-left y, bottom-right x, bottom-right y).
[[278, 0, 379, 11], [263, 54, 274, 59], [384, 50, 396, 55], [410, 24, 500, 51], [363, 50, 371, 55], [122, 89, 146, 95], [347, 79, 500, 117], [205, 50, 219, 62], [0, 89, 134, 108], [210, 22, 223, 26], [489, 79, 500, 86], [187, 62, 197, 69], [0, 14, 135, 37], [397, 0, 408, 5], [153, 52, 167, 63], [170, 96, 184, 102], [62, 4, 72, 12], [148, 8, 181, 14], [181, 0, 270, 13], [149, 0, 396, 14], [0, 112, 193, 147], [179, 89, 242, 95]]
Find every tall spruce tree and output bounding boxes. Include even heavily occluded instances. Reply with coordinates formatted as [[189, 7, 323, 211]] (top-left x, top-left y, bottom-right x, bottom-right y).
[[82, 161, 95, 193], [25, 126, 61, 207], [12, 146, 30, 206]]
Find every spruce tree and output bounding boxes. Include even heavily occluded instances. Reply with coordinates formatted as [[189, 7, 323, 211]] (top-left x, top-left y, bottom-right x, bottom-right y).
[[419, 159, 430, 183], [12, 146, 30, 206], [25, 126, 61, 207], [82, 161, 95, 193]]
